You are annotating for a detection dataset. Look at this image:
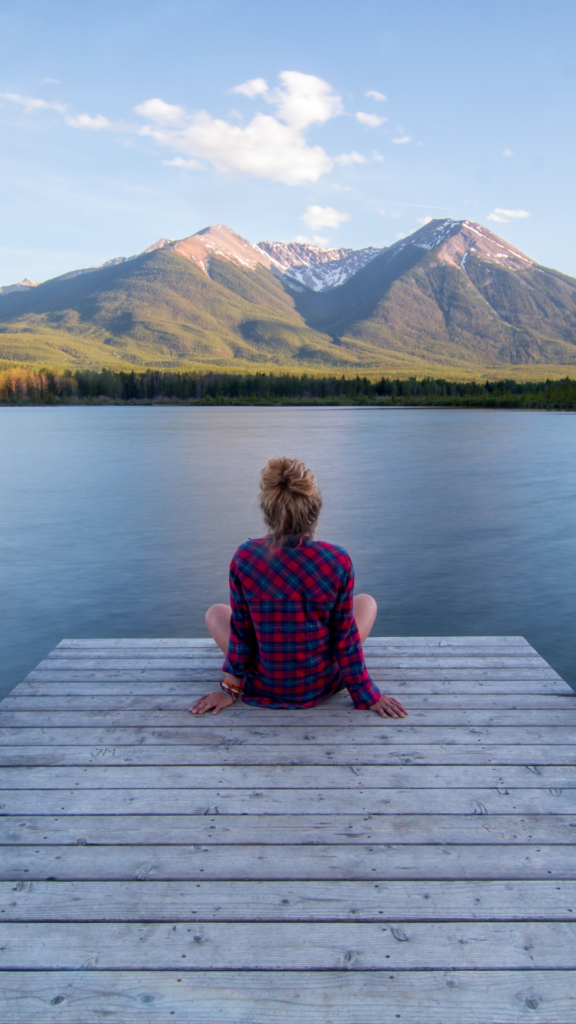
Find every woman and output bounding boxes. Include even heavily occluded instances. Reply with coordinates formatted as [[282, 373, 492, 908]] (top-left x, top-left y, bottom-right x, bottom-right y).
[[190, 456, 408, 719]]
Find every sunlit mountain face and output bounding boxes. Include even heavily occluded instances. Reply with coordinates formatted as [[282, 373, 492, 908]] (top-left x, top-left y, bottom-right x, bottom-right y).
[[1, 220, 576, 377]]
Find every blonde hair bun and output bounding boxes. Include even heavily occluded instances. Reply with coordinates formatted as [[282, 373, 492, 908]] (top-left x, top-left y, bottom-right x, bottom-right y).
[[259, 456, 322, 545]]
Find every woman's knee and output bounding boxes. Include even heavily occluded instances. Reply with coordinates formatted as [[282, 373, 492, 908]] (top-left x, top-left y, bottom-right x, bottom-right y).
[[354, 593, 377, 617], [353, 593, 377, 644], [205, 604, 231, 630]]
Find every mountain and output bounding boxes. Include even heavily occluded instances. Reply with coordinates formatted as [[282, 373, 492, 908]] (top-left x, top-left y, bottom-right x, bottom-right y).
[[0, 278, 40, 296], [1, 221, 576, 378]]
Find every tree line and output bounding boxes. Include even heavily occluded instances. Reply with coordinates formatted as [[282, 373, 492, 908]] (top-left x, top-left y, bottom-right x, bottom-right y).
[[2, 366, 576, 408]]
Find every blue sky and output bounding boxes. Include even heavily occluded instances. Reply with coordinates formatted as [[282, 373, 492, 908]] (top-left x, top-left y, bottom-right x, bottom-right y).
[[1, 0, 575, 285]]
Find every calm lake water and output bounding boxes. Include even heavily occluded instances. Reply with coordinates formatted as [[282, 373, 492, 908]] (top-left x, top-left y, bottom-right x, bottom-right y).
[[1, 406, 575, 698]]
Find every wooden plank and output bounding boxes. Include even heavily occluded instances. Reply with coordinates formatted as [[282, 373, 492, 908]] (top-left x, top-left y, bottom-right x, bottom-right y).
[[15, 678, 573, 695], [28, 657, 562, 673], [17, 675, 569, 692], [3, 708, 575, 728], [56, 635, 532, 648], [1, 725, 574, 745], [1, 969, 575, 1024], [6, 692, 576, 712], [2, 704, 569, 729], [2, 742, 575, 766], [3, 879, 575, 922], [3, 763, 575, 789], [2, 813, 574, 846], [1, 843, 575, 881], [38, 659, 549, 675], [12, 680, 574, 700], [2, 920, 576, 970], [45, 647, 541, 663], [24, 667, 565, 682], [3, 786, 573, 815]]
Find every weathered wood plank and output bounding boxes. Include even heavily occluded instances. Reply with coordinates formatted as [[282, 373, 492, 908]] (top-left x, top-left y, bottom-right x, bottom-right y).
[[1, 725, 574, 745], [1, 843, 574, 881], [24, 667, 565, 682], [39, 656, 550, 670], [3, 708, 575, 728], [2, 704, 569, 729], [12, 680, 574, 701], [17, 675, 569, 692], [56, 635, 532, 648], [6, 692, 576, 712], [1, 969, 575, 1024], [47, 642, 542, 654], [2, 742, 574, 766], [3, 786, 573, 815], [3, 920, 576, 970], [3, 879, 574, 922], [2, 763, 575, 789], [2, 813, 574, 846]]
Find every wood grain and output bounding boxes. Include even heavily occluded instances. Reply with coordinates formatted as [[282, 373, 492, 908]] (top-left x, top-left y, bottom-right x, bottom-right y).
[[3, 635, 574, 1024]]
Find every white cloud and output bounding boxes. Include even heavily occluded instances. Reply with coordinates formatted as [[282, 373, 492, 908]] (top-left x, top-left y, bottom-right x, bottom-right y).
[[355, 111, 387, 128], [487, 208, 530, 223], [134, 98, 186, 124], [1, 92, 66, 114], [334, 150, 367, 165], [503, 149, 513, 157], [270, 71, 343, 130], [134, 71, 343, 185], [302, 205, 350, 230], [392, 135, 411, 144], [396, 232, 406, 239], [163, 156, 203, 169], [231, 77, 269, 98], [372, 150, 385, 162], [40, 77, 60, 85], [365, 90, 387, 101], [417, 216, 433, 225], [66, 113, 111, 130]]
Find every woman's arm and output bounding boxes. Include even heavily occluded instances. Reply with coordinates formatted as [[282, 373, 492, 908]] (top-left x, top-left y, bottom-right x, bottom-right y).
[[190, 559, 254, 717], [331, 561, 406, 716], [222, 563, 255, 683]]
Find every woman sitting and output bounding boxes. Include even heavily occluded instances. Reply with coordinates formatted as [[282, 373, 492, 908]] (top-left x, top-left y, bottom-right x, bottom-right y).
[[190, 456, 408, 720]]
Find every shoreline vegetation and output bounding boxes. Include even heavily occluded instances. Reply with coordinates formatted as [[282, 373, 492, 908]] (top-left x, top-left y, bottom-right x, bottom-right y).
[[2, 367, 576, 409]]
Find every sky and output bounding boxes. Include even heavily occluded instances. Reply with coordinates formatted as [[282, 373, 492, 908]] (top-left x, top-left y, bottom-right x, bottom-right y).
[[1, 0, 575, 285]]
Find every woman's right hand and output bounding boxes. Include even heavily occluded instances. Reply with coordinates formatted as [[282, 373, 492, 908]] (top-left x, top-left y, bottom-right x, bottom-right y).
[[190, 691, 235, 716], [369, 694, 408, 718]]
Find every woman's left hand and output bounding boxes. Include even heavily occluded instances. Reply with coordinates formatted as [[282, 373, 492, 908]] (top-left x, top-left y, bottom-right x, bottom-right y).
[[190, 691, 235, 716], [369, 695, 408, 718]]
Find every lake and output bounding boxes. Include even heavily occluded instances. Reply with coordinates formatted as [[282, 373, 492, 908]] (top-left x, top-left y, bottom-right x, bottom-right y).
[[1, 405, 575, 698]]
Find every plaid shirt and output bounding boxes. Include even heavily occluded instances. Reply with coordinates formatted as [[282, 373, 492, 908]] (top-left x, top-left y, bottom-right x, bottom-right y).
[[222, 537, 380, 709]]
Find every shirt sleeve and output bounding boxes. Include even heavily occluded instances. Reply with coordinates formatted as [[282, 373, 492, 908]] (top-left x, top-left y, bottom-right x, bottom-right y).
[[222, 556, 256, 681], [330, 558, 381, 709]]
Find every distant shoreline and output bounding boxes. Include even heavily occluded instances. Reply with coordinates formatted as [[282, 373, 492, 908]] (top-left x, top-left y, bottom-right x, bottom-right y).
[[2, 368, 576, 410]]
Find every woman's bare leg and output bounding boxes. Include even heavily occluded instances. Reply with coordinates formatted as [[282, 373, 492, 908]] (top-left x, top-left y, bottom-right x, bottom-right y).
[[205, 603, 232, 655], [353, 593, 377, 645]]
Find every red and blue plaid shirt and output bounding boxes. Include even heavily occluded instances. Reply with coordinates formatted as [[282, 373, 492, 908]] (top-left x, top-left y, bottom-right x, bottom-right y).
[[222, 536, 380, 709]]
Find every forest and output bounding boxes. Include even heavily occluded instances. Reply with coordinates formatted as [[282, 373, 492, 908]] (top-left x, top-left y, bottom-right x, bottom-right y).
[[2, 366, 576, 408]]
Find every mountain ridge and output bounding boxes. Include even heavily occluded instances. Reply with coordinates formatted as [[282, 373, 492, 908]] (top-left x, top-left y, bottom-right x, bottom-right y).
[[1, 220, 575, 380]]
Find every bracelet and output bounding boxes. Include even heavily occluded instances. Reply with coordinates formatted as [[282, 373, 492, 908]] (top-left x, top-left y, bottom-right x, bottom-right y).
[[220, 679, 242, 700]]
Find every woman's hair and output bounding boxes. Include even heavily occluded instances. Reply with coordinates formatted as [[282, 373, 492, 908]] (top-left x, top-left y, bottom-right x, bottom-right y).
[[259, 456, 322, 546]]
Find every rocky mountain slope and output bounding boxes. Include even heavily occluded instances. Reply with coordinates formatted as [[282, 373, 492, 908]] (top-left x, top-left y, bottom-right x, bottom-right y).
[[1, 221, 575, 377]]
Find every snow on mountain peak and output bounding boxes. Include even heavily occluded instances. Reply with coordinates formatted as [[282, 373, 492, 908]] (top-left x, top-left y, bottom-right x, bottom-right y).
[[257, 240, 382, 291]]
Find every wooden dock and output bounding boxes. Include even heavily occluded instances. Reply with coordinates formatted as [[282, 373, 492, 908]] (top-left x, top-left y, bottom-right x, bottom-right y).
[[0, 635, 575, 1023]]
